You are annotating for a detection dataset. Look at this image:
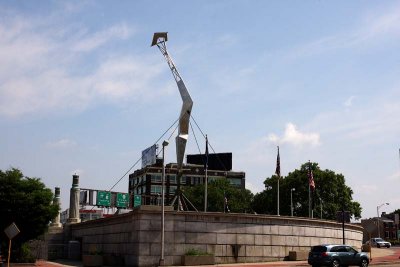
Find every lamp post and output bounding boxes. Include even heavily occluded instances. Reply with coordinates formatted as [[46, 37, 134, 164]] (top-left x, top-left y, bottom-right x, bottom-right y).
[[377, 202, 389, 238], [319, 197, 323, 219], [290, 188, 295, 217], [160, 140, 169, 266]]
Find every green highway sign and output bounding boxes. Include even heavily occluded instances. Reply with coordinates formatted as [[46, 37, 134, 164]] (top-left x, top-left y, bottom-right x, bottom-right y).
[[116, 193, 129, 208], [133, 195, 141, 207], [97, 191, 111, 207]]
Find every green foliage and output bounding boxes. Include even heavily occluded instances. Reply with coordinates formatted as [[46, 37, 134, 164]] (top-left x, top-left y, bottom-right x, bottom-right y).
[[182, 179, 254, 213], [252, 162, 362, 220], [185, 248, 212, 256], [14, 243, 35, 263], [0, 168, 59, 253]]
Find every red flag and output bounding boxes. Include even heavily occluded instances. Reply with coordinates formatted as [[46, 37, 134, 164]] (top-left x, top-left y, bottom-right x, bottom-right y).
[[308, 163, 315, 191], [275, 146, 280, 177]]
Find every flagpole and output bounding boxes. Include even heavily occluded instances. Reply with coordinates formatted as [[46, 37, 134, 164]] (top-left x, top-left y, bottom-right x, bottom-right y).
[[308, 160, 311, 218], [204, 135, 208, 212], [276, 146, 280, 216]]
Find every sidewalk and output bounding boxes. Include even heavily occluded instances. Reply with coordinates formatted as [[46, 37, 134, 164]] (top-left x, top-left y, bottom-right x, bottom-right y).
[[22, 247, 400, 267]]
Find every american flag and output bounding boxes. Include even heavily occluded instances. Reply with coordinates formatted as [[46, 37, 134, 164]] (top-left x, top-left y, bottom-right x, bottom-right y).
[[308, 163, 315, 191], [275, 146, 280, 177], [204, 135, 209, 169]]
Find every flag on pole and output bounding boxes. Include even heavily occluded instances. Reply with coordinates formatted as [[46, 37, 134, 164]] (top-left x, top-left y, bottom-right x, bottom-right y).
[[308, 163, 315, 191], [204, 135, 209, 169], [275, 146, 280, 177]]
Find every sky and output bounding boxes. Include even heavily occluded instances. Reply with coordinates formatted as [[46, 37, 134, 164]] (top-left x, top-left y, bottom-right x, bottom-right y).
[[1, 1, 399, 220]]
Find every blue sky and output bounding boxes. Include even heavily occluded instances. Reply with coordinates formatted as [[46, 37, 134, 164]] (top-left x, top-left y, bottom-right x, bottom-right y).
[[1, 1, 399, 219]]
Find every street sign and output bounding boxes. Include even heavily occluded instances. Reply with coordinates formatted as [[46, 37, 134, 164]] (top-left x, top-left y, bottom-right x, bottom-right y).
[[96, 191, 111, 207], [133, 195, 141, 207], [4, 223, 20, 239], [116, 193, 129, 208]]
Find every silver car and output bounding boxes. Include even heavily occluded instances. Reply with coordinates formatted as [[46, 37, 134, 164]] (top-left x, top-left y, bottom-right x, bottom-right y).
[[308, 244, 369, 267], [366, 237, 391, 248]]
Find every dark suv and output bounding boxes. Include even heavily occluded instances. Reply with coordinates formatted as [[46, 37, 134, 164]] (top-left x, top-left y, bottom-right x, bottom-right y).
[[308, 244, 369, 267]]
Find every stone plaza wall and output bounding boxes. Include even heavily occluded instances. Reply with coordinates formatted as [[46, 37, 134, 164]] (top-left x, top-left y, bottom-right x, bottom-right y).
[[70, 206, 363, 266]]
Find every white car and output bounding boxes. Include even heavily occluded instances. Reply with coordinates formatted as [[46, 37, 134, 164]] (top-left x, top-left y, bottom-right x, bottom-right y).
[[366, 237, 391, 248]]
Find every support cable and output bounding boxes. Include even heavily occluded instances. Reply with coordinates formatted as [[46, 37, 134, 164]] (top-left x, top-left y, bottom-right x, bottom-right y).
[[108, 116, 180, 192]]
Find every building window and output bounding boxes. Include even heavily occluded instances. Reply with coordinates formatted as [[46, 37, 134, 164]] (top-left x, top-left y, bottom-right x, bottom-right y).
[[170, 186, 177, 195], [151, 185, 162, 194], [151, 174, 162, 182], [169, 175, 176, 184], [385, 231, 389, 238], [228, 178, 242, 186]]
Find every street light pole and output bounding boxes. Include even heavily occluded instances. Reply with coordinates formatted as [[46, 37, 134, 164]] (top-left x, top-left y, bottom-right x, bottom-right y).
[[319, 197, 323, 219], [377, 202, 389, 238], [290, 188, 295, 217], [160, 140, 169, 266]]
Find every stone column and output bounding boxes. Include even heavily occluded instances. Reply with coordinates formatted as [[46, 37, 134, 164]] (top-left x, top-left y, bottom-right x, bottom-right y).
[[50, 187, 62, 228], [67, 174, 81, 224]]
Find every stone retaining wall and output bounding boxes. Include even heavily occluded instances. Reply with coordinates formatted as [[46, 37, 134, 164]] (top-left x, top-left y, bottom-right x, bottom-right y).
[[70, 206, 363, 266]]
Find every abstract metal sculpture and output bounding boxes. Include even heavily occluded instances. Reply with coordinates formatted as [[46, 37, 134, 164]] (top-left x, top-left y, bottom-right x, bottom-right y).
[[152, 33, 198, 212], [151, 32, 193, 171]]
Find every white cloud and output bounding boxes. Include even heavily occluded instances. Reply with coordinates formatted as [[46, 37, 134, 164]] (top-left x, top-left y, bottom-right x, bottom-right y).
[[72, 24, 133, 52], [0, 13, 165, 118], [344, 96, 356, 107], [387, 171, 400, 181], [267, 123, 321, 147], [286, 4, 400, 60], [46, 138, 77, 149]]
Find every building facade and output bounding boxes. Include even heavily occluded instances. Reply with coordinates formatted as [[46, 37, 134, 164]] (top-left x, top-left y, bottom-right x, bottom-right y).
[[128, 153, 245, 207]]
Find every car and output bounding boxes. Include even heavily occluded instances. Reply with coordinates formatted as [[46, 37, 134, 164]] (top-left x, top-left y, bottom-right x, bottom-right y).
[[308, 244, 369, 267], [365, 237, 391, 248]]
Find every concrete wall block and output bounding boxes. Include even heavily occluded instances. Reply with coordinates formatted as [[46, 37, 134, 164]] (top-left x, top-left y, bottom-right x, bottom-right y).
[[293, 226, 305, 236], [186, 232, 216, 244], [262, 224, 271, 234], [278, 225, 292, 235], [150, 243, 160, 256], [139, 219, 160, 231], [237, 234, 254, 245], [206, 244, 216, 255], [270, 225, 279, 235], [217, 233, 237, 244], [207, 222, 227, 233], [139, 230, 160, 243], [305, 227, 316, 236], [285, 235, 299, 246], [245, 245, 263, 257], [298, 236, 311, 246], [129, 231, 138, 242], [172, 221, 186, 231], [255, 234, 271, 245], [173, 231, 185, 243], [234, 223, 248, 234], [270, 235, 285, 246], [138, 255, 158, 267], [263, 245, 272, 257], [171, 244, 186, 255], [247, 225, 264, 234], [185, 221, 206, 232]]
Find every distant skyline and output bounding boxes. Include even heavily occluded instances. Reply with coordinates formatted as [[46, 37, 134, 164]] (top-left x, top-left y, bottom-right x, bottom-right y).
[[0, 1, 399, 219]]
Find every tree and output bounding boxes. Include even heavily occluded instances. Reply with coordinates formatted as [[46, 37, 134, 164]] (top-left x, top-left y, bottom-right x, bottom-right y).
[[182, 179, 254, 213], [252, 162, 362, 220], [0, 168, 59, 250]]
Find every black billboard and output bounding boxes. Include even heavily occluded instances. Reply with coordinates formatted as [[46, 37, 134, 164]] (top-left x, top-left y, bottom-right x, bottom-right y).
[[187, 153, 232, 171]]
